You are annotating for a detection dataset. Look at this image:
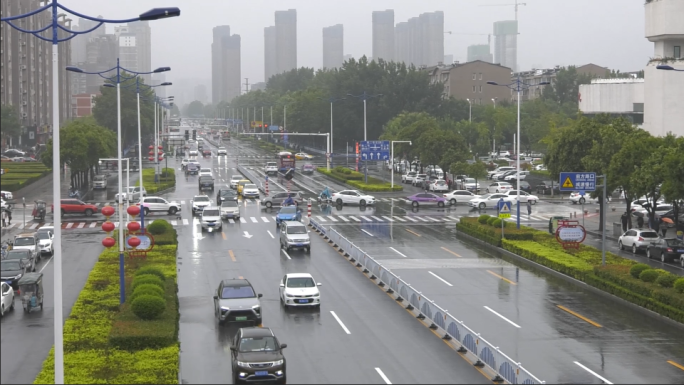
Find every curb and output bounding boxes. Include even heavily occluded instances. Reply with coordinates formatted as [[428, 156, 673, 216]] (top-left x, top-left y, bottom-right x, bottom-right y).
[[454, 228, 684, 330]]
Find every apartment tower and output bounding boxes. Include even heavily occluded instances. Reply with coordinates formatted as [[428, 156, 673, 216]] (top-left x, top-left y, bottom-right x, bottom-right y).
[[275, 9, 297, 75], [264, 26, 276, 82], [493, 20, 518, 72], [211, 26, 241, 104], [372, 10, 395, 62], [322, 24, 344, 69]]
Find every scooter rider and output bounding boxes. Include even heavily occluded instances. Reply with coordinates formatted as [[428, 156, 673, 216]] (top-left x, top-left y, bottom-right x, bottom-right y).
[[282, 194, 295, 206], [320, 187, 332, 201]]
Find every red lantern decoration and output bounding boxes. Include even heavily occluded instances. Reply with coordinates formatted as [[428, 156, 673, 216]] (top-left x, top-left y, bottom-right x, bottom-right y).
[[158, 145, 163, 149], [128, 236, 141, 248], [148, 150, 154, 155], [127, 221, 141, 232], [158, 150, 163, 155], [158, 156, 163, 161], [148, 157, 154, 161], [127, 205, 141, 216], [102, 221, 115, 232], [148, 145, 154, 149], [102, 237, 116, 248], [101, 206, 115, 217]]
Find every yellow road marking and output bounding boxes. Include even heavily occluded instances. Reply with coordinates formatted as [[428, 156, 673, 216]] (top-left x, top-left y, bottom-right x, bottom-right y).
[[667, 360, 684, 371], [441, 247, 462, 258], [405, 228, 422, 237], [557, 305, 602, 328], [486, 270, 517, 285], [222, 232, 227, 240], [229, 250, 236, 262]]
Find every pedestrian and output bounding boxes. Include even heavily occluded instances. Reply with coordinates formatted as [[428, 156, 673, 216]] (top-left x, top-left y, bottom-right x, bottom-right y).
[[527, 200, 532, 217], [636, 215, 644, 229], [7, 209, 11, 225], [621, 212, 629, 232], [1, 209, 6, 228], [660, 218, 668, 238]]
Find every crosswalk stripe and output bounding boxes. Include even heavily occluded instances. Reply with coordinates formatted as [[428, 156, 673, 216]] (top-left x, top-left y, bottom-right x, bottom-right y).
[[182, 219, 189, 225], [89, 222, 97, 228], [44, 223, 52, 227], [229, 219, 235, 224], [261, 217, 270, 223], [180, 200, 186, 205], [360, 216, 372, 221], [338, 215, 350, 222], [447, 216, 462, 221], [77, 223, 85, 229], [28, 223, 39, 229], [240, 217, 247, 223], [316, 216, 327, 222], [404, 216, 418, 222], [66, 223, 74, 229], [250, 217, 258, 223], [327, 216, 338, 222], [427, 216, 443, 222], [272, 216, 277, 220], [414, 216, 430, 222], [392, 216, 406, 222], [371, 216, 384, 222], [171, 220, 178, 226], [348, 216, 361, 222], [381, 216, 394, 222]]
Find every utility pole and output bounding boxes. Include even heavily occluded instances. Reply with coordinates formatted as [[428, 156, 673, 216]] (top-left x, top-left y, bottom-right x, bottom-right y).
[[243, 78, 250, 94]]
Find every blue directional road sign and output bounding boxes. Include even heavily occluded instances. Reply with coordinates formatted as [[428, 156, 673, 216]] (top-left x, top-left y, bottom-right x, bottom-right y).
[[360, 140, 390, 161], [559, 172, 596, 192], [497, 200, 512, 219]]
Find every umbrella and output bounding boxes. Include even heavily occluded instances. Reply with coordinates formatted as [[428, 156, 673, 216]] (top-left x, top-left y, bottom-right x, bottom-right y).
[[662, 217, 674, 224]]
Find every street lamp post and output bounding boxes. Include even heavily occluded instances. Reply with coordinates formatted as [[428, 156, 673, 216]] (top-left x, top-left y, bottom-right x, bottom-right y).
[[346, 91, 384, 183], [487, 77, 550, 229], [391, 141, 412, 188], [656, 65, 684, 72], [321, 96, 346, 170], [492, 97, 497, 108], [466, 98, 472, 122], [3, 4, 179, 382]]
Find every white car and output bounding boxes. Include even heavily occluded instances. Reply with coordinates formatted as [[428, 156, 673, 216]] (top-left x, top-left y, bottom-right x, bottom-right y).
[[199, 206, 222, 232], [443, 190, 480, 205], [459, 178, 481, 192], [1, 199, 7, 211], [295, 152, 313, 160], [401, 171, 417, 184], [429, 179, 449, 193], [1, 191, 14, 200], [115, 186, 147, 202], [279, 273, 322, 308], [486, 182, 513, 193], [35, 230, 54, 256], [469, 193, 509, 209], [229, 175, 243, 189], [199, 168, 213, 177], [412, 174, 428, 187], [488, 166, 515, 179], [264, 162, 279, 175], [138, 196, 181, 215], [501, 190, 539, 204], [217, 147, 227, 155], [191, 195, 212, 215], [569, 191, 597, 205], [503, 171, 529, 181], [220, 200, 240, 220], [331, 190, 375, 206], [181, 159, 190, 169], [618, 229, 660, 254], [1, 282, 15, 317], [242, 184, 260, 199]]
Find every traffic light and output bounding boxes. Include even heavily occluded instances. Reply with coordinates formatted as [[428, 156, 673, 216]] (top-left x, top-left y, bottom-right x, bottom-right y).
[[184, 130, 189, 140], [192, 130, 197, 140], [264, 124, 269, 129]]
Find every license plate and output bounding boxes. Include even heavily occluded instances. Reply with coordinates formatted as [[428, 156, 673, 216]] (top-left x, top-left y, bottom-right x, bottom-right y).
[[255, 371, 269, 376], [298, 299, 308, 304], [235, 316, 248, 321], [295, 243, 304, 247], [678, 250, 684, 253], [208, 223, 215, 226]]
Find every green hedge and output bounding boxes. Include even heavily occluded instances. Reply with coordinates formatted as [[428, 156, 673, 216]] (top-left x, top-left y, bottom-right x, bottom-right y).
[[33, 221, 179, 384], [136, 168, 176, 194], [455, 217, 535, 247], [0, 162, 51, 192], [317, 167, 403, 192]]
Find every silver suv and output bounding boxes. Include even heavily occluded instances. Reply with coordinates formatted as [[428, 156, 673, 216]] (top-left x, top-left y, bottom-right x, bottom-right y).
[[213, 279, 263, 326], [261, 191, 304, 209], [279, 221, 310, 253], [93, 175, 107, 189], [200, 206, 222, 232]]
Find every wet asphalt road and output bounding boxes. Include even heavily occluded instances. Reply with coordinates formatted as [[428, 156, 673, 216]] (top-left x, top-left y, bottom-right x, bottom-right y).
[[172, 141, 490, 384], [0, 233, 102, 384]]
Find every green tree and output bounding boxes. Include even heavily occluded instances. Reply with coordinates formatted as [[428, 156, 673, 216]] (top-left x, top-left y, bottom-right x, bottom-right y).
[[659, 137, 684, 225], [542, 66, 594, 106], [266, 67, 315, 95], [468, 162, 488, 191], [450, 161, 470, 176], [380, 112, 440, 161], [1, 104, 22, 139]]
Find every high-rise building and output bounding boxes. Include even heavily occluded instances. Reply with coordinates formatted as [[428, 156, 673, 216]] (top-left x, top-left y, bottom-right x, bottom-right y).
[[212, 26, 231, 104], [493, 20, 518, 72], [212, 26, 241, 104], [264, 26, 277, 82], [467, 44, 493, 63], [70, 17, 104, 65], [84, 35, 118, 93], [395, 22, 409, 65], [275, 9, 297, 75], [372, 10, 395, 62], [114, 21, 152, 84], [1, 0, 72, 146], [395, 12, 444, 67], [322, 24, 344, 69]]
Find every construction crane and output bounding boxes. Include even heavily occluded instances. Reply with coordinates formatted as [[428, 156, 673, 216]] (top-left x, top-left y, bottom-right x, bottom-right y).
[[445, 31, 491, 45], [479, 0, 527, 21]]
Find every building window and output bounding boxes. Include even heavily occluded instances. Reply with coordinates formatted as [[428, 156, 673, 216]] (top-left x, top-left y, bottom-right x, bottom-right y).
[[479, 99, 482, 105], [675, 46, 681, 59], [472, 73, 476, 80], [473, 86, 476, 92], [479, 85, 482, 93], [479, 73, 483, 80]]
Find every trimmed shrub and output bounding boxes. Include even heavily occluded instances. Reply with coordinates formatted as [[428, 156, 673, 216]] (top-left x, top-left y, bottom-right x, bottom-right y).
[[131, 275, 164, 291], [131, 294, 166, 320], [639, 269, 659, 283], [486, 217, 498, 226], [629, 263, 651, 279], [147, 220, 170, 235], [131, 284, 164, 302], [655, 274, 678, 288], [675, 278, 684, 294], [492, 218, 503, 227], [135, 266, 166, 281], [478, 215, 491, 224]]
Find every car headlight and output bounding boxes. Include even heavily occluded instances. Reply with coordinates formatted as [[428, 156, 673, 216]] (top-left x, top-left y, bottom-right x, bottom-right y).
[[286, 293, 294, 298], [273, 359, 284, 366], [15, 273, 23, 279], [236, 360, 249, 368], [313, 293, 320, 297]]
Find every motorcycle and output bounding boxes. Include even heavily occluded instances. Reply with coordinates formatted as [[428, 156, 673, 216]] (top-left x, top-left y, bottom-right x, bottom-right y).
[[69, 189, 81, 199], [317, 188, 333, 204]]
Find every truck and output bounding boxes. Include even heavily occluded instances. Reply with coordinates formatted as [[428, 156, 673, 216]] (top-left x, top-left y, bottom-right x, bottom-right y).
[[264, 162, 278, 176]]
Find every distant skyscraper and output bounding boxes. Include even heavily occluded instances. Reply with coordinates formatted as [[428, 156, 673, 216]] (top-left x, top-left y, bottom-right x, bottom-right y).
[[372, 10, 395, 62], [493, 20, 518, 71], [275, 9, 297, 75], [395, 12, 444, 67], [322, 24, 344, 69], [395, 22, 409, 64], [84, 35, 118, 93], [212, 26, 231, 104], [114, 21, 152, 84], [467, 44, 493, 63], [211, 26, 241, 104], [444, 55, 454, 65], [264, 26, 277, 82]]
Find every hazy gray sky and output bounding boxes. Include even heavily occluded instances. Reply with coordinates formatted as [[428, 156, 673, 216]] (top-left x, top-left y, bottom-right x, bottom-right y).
[[64, 0, 651, 88]]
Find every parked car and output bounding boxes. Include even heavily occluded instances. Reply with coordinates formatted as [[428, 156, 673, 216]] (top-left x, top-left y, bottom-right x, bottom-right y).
[[536, 181, 561, 195], [503, 171, 529, 181], [229, 327, 287, 384], [618, 229, 660, 254], [488, 166, 515, 179], [429, 179, 449, 193], [331, 190, 375, 206], [646, 238, 684, 263], [496, 170, 517, 180], [93, 175, 108, 189], [214, 278, 263, 325], [569, 191, 597, 205], [501, 190, 539, 204], [443, 190, 479, 205], [412, 174, 428, 187], [261, 192, 304, 208], [513, 180, 532, 193], [1, 281, 15, 317], [401, 171, 417, 184], [406, 193, 447, 208], [486, 182, 513, 193]]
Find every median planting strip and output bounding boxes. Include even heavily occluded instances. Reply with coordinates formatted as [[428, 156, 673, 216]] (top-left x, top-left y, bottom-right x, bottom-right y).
[[316, 166, 403, 192], [0, 162, 51, 192]]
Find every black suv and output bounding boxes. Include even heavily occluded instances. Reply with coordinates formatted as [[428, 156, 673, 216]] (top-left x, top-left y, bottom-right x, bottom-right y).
[[536, 181, 560, 195], [216, 188, 238, 205], [199, 176, 215, 191], [231, 327, 287, 384]]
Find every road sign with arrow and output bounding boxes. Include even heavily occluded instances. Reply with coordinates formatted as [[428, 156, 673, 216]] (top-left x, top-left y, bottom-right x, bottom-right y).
[[243, 231, 253, 239]]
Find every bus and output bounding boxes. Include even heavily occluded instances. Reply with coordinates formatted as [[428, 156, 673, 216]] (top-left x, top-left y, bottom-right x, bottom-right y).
[[221, 131, 231, 141], [277, 151, 295, 174]]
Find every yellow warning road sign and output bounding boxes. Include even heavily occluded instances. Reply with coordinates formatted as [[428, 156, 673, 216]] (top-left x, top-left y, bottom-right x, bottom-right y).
[[562, 177, 574, 189]]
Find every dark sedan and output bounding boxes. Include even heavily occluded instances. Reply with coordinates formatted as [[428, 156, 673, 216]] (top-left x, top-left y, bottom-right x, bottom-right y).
[[407, 193, 447, 208], [1, 259, 28, 290], [217, 189, 238, 205], [646, 238, 684, 263], [536, 181, 561, 195]]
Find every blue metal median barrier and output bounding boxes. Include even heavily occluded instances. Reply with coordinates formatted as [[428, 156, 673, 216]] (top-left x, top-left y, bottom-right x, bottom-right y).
[[308, 217, 327, 236], [325, 227, 546, 385]]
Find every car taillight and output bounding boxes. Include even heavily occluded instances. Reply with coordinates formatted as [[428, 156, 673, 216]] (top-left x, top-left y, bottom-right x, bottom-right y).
[[638, 237, 644, 241]]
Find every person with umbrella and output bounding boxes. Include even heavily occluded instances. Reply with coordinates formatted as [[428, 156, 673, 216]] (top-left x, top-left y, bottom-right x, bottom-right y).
[[660, 217, 673, 237]]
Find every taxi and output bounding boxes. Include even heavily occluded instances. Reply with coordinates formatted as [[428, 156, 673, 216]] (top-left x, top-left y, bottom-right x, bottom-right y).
[[295, 152, 313, 160], [236, 179, 251, 195]]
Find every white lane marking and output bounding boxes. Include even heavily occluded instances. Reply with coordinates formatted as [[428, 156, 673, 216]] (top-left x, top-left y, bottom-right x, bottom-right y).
[[89, 222, 97, 228], [426, 216, 442, 222], [281, 249, 291, 260], [392, 216, 406, 222], [361, 229, 374, 237], [316, 216, 327, 222], [272, 216, 277, 220], [44, 223, 52, 227], [77, 222, 85, 229], [381, 216, 394, 222], [573, 362, 613, 384], [229, 219, 235, 224], [66, 223, 74, 229], [447, 216, 462, 221], [250, 217, 258, 223], [484, 306, 521, 328], [327, 216, 338, 222], [404, 216, 418, 222], [337, 215, 350, 222], [240, 217, 247, 223], [171, 220, 178, 226], [267, 230, 275, 239], [414, 216, 430, 222], [182, 219, 189, 226], [428, 271, 453, 287], [370, 216, 384, 222], [39, 254, 54, 273], [330, 311, 351, 334], [261, 217, 270, 223], [360, 216, 372, 221], [375, 368, 392, 384], [29, 223, 39, 230], [389, 247, 408, 258], [348, 216, 361, 222], [180, 200, 185, 204]]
